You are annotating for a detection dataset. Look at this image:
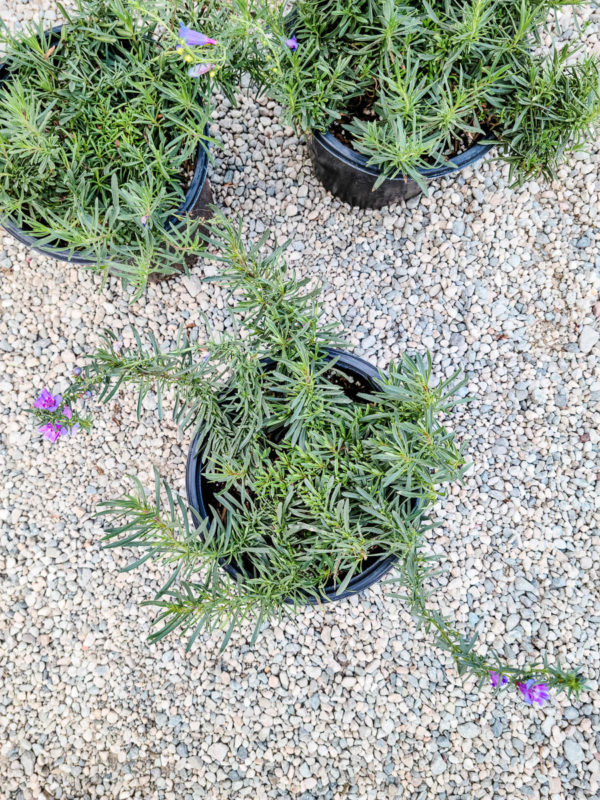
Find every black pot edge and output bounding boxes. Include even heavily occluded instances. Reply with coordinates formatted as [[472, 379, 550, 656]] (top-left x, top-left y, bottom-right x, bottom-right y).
[[185, 347, 423, 606], [311, 130, 495, 182], [0, 26, 210, 264]]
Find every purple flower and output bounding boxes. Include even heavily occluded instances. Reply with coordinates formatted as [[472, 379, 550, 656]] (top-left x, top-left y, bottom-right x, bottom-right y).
[[62, 406, 73, 420], [178, 22, 217, 47], [39, 422, 67, 443], [285, 35, 298, 51], [517, 679, 550, 706], [85, 390, 93, 399], [490, 671, 509, 689], [73, 366, 82, 377], [34, 388, 62, 411], [141, 215, 149, 228], [188, 63, 215, 77]]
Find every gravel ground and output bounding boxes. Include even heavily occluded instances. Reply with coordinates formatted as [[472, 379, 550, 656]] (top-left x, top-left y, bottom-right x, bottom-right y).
[[1, 2, 600, 799]]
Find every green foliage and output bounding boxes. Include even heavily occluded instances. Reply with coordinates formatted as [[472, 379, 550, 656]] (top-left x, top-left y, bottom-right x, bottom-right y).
[[0, 0, 262, 298], [134, 0, 272, 104], [255, 0, 600, 186], [496, 47, 600, 182], [51, 213, 585, 699]]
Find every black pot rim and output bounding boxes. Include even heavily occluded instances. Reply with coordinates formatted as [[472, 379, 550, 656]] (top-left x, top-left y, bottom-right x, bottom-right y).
[[312, 130, 494, 181], [185, 347, 423, 605], [0, 25, 210, 265]]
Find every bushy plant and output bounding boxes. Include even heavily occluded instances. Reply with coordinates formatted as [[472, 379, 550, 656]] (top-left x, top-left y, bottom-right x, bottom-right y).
[[0, 0, 263, 297], [31, 214, 586, 706], [253, 0, 600, 188]]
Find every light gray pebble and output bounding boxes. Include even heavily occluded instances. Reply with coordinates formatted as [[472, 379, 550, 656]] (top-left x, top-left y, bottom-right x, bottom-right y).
[[579, 325, 599, 354], [564, 739, 585, 766], [431, 755, 446, 775], [20, 751, 35, 776], [458, 722, 481, 739]]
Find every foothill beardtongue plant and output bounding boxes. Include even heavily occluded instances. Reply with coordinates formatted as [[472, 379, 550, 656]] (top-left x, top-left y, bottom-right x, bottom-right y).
[[0, 0, 268, 298], [0, 0, 214, 298], [30, 214, 587, 709], [252, 0, 600, 191]]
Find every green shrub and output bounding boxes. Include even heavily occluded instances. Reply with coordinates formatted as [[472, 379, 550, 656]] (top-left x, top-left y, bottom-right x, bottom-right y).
[[258, 0, 600, 188], [0, 0, 261, 297]]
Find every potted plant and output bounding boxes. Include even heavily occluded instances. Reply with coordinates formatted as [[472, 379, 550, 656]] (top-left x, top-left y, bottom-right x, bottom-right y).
[[31, 214, 585, 707], [250, 0, 600, 208], [0, 0, 261, 298]]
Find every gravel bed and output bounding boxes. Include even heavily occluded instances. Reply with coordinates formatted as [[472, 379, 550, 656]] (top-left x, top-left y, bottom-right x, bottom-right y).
[[1, 2, 599, 799]]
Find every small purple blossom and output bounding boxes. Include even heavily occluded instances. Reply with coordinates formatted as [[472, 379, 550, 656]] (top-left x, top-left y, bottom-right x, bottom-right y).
[[188, 63, 215, 78], [141, 215, 149, 228], [62, 406, 73, 420], [73, 366, 82, 377], [39, 422, 67, 443], [178, 22, 217, 47], [34, 388, 62, 411], [85, 390, 93, 399], [285, 35, 298, 51], [517, 679, 550, 706], [490, 671, 509, 689]]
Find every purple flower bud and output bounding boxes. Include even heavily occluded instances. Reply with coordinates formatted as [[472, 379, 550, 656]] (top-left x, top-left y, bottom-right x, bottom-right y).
[[490, 671, 509, 689], [517, 679, 550, 706], [62, 406, 73, 420], [73, 366, 82, 376], [141, 215, 149, 228], [285, 35, 298, 51], [33, 388, 62, 411], [188, 63, 215, 77], [85, 390, 93, 399], [178, 22, 217, 47]]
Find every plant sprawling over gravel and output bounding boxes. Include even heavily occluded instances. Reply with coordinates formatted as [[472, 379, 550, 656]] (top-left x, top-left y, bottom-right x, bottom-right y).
[[31, 215, 586, 706], [255, 0, 600, 188]]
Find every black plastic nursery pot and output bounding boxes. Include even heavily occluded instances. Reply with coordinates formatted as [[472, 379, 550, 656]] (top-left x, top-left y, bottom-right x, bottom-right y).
[[0, 27, 213, 269], [309, 131, 494, 210], [186, 347, 422, 606]]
